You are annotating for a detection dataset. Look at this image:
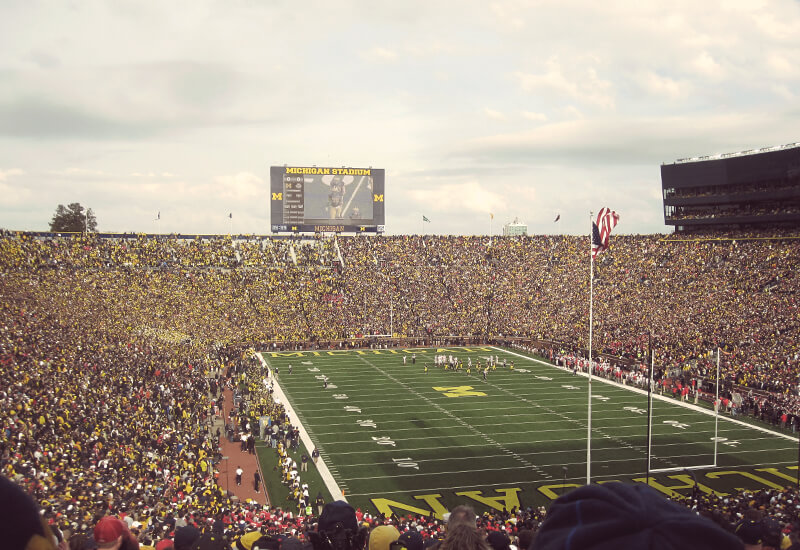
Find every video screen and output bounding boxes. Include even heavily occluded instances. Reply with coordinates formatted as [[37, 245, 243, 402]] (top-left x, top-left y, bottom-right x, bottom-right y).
[[270, 166, 385, 233]]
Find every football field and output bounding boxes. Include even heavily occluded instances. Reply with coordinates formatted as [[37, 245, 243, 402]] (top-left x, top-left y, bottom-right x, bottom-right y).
[[259, 346, 799, 517]]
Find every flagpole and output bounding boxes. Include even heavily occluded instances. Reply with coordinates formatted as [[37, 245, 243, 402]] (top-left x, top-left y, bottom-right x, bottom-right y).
[[714, 347, 720, 467], [587, 211, 594, 485], [646, 331, 653, 486]]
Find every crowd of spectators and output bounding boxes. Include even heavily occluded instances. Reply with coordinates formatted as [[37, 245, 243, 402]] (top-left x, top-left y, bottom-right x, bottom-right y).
[[666, 202, 800, 220], [2, 229, 800, 548], [664, 179, 800, 199]]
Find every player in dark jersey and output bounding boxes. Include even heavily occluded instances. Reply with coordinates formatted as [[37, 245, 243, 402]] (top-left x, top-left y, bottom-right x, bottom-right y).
[[327, 177, 345, 219]]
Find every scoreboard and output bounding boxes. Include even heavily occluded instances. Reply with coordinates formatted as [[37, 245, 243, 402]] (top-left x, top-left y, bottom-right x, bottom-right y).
[[270, 166, 385, 233]]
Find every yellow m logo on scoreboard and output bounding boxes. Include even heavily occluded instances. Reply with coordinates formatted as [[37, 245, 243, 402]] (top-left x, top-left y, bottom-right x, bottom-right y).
[[373, 194, 384, 202], [272, 192, 283, 200], [432, 386, 487, 398]]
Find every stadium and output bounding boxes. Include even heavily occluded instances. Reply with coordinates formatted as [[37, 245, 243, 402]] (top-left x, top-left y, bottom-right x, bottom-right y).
[[2, 145, 800, 549]]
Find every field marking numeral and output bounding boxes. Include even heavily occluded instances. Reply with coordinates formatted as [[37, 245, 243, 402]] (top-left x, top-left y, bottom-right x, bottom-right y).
[[372, 436, 396, 447], [392, 457, 419, 470], [332, 394, 349, 400], [624, 406, 647, 415], [711, 437, 740, 447], [357, 419, 377, 428], [344, 406, 362, 413], [562, 385, 580, 390], [664, 420, 689, 430]]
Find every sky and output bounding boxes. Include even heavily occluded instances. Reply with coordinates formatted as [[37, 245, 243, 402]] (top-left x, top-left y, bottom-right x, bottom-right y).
[[1, 0, 799, 236]]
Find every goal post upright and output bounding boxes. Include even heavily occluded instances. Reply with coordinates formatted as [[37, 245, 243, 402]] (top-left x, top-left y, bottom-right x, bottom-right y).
[[648, 346, 722, 476], [646, 344, 720, 478]]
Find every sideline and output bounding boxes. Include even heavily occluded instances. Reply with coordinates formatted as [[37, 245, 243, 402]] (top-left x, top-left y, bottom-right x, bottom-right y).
[[254, 352, 346, 502], [492, 346, 799, 442]]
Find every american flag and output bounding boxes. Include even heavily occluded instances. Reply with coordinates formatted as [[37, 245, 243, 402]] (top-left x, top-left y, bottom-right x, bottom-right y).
[[591, 208, 619, 259]]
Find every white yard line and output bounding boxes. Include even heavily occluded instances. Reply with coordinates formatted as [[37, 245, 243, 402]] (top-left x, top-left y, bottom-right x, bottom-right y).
[[355, 355, 553, 480], [492, 346, 799, 442]]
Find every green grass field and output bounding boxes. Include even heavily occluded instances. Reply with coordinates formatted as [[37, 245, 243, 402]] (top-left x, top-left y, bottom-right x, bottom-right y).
[[258, 346, 800, 518]]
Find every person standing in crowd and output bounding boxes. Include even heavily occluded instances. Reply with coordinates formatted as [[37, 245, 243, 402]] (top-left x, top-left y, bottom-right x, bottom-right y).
[[253, 471, 261, 493], [93, 516, 140, 550]]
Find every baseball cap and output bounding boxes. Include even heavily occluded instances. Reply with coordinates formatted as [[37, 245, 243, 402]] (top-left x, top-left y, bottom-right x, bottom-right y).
[[94, 517, 125, 546], [157, 539, 176, 550], [319, 501, 358, 533], [393, 531, 424, 550], [735, 520, 762, 546], [369, 526, 400, 550], [235, 531, 264, 550]]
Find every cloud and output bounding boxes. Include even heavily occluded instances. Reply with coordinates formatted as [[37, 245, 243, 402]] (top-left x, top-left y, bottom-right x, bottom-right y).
[[766, 51, 799, 79], [0, 97, 156, 140], [25, 50, 61, 69], [522, 111, 548, 122], [0, 168, 25, 181], [514, 57, 615, 110], [484, 108, 506, 121], [453, 111, 798, 167], [636, 71, 689, 100], [751, 8, 800, 41], [361, 47, 398, 62], [50, 168, 112, 178], [490, 1, 526, 30], [0, 181, 35, 208], [558, 105, 584, 119], [0, 169, 30, 208], [208, 172, 265, 200], [690, 51, 725, 79], [636, 72, 690, 100], [408, 180, 505, 216]]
